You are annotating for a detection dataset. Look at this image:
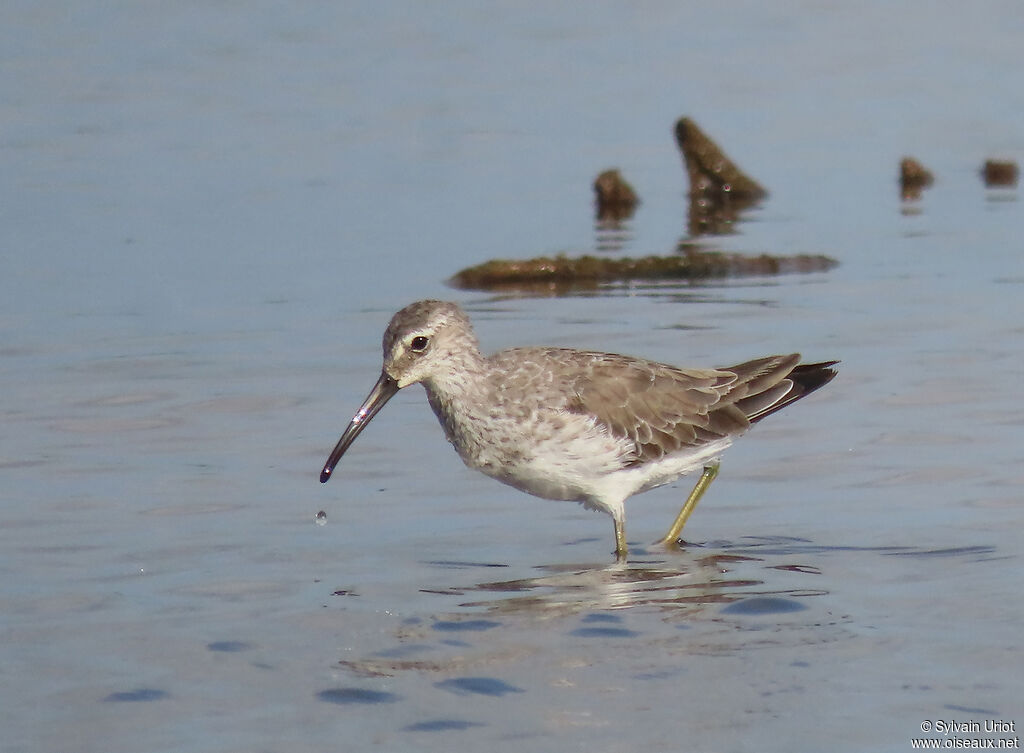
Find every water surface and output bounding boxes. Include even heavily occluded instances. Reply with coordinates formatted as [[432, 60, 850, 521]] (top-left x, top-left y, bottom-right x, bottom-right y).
[[2, 3, 1022, 751]]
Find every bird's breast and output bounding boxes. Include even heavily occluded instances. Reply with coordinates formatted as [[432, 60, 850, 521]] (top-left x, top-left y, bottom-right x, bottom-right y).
[[423, 386, 629, 501]]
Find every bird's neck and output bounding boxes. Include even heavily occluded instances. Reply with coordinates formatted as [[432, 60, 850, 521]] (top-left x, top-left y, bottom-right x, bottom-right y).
[[422, 346, 488, 404], [420, 348, 493, 445]]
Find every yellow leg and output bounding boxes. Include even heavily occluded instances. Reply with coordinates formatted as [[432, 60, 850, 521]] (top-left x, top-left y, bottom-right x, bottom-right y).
[[661, 462, 720, 547], [613, 517, 628, 562]]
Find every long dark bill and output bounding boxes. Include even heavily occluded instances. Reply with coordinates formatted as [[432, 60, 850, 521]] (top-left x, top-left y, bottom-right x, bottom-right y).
[[320, 372, 400, 483]]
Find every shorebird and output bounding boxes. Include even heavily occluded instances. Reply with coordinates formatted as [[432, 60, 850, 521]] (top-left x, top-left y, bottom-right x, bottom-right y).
[[320, 300, 837, 560]]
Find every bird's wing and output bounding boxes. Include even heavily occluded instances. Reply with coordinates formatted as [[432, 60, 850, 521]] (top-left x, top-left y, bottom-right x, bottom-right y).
[[566, 352, 802, 464]]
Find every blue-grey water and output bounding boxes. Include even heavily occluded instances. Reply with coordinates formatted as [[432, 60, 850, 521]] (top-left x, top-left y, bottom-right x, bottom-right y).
[[3, 3, 1022, 752]]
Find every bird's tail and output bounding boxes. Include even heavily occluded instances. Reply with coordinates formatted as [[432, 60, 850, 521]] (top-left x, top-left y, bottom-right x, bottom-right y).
[[745, 359, 839, 424]]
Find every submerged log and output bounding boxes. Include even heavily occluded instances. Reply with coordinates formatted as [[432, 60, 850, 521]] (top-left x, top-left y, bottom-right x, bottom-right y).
[[450, 251, 837, 291]]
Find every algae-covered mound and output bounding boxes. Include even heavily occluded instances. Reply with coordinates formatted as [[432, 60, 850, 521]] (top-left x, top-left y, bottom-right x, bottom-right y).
[[673, 117, 767, 235], [899, 157, 935, 203], [982, 159, 1018, 187], [450, 251, 837, 291], [593, 168, 639, 222], [674, 117, 767, 200]]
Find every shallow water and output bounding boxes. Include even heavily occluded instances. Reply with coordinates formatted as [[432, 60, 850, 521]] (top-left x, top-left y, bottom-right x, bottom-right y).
[[2, 2, 1023, 752]]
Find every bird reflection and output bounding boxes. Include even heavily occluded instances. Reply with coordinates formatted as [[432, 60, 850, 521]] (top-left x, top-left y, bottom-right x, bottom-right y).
[[455, 547, 822, 617]]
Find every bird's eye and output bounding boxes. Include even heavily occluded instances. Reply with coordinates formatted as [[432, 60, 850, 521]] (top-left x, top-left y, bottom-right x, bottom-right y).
[[410, 335, 429, 352]]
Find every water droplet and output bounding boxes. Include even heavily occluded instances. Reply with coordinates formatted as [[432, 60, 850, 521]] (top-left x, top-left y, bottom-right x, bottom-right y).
[[315, 510, 327, 526]]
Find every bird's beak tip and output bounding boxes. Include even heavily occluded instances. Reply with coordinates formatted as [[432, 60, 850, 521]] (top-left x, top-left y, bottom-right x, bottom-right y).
[[319, 371, 399, 485]]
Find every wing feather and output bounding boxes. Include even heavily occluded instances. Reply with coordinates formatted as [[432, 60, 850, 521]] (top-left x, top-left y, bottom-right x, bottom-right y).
[[566, 352, 806, 464]]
